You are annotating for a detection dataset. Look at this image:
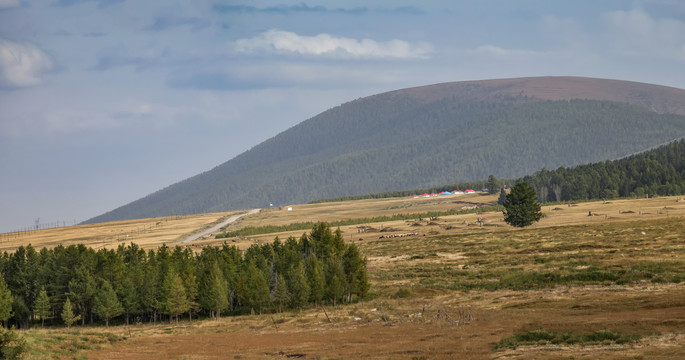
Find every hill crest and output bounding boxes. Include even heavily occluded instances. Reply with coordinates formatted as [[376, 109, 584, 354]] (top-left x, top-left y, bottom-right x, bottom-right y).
[[382, 76, 685, 115]]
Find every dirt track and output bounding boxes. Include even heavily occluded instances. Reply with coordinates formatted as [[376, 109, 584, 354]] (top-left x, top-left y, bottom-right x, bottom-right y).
[[181, 209, 260, 243]]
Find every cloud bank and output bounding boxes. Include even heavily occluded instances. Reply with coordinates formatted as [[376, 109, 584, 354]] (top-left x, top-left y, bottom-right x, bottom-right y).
[[212, 4, 367, 16], [235, 29, 432, 59], [52, 0, 123, 8], [0, 38, 53, 88], [604, 9, 685, 60]]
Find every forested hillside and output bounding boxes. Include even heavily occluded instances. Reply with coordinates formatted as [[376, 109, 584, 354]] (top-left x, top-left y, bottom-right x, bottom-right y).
[[523, 138, 685, 202], [85, 77, 685, 224]]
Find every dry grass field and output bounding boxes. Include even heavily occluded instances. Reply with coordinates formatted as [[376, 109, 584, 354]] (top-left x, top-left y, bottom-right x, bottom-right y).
[[5, 194, 685, 359], [0, 210, 242, 252]]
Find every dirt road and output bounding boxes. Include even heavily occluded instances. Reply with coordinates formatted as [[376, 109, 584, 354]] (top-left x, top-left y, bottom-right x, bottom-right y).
[[180, 208, 260, 243]]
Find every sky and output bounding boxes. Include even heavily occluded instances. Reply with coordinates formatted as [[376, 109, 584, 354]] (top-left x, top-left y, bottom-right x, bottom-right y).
[[1, 0, 685, 232]]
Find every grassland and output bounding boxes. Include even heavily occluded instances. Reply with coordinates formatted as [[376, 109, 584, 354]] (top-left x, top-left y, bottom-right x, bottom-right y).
[[4, 194, 685, 359], [0, 210, 243, 252]]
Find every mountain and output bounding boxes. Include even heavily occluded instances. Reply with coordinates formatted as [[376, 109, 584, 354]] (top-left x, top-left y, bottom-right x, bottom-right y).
[[85, 76, 685, 224]]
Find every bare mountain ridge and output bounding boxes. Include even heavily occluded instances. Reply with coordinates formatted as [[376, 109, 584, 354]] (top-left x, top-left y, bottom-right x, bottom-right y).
[[85, 76, 685, 224], [386, 76, 685, 115]]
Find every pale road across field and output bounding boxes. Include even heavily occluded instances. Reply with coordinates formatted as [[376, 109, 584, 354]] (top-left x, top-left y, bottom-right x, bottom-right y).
[[181, 208, 260, 243]]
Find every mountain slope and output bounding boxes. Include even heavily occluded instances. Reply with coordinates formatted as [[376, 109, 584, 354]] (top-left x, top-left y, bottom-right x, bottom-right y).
[[85, 76, 685, 224], [522, 138, 685, 201]]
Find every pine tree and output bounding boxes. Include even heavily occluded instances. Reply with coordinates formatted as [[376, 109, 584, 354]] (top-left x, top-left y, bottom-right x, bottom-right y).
[[325, 259, 345, 306], [237, 261, 270, 314], [0, 274, 12, 327], [272, 274, 290, 313], [498, 187, 507, 205], [306, 255, 325, 306], [199, 260, 228, 320], [118, 277, 138, 326], [163, 271, 189, 324], [181, 272, 198, 323], [342, 244, 363, 303], [61, 298, 81, 328], [34, 286, 51, 327], [345, 246, 370, 303], [0, 327, 27, 360], [10, 296, 30, 330], [503, 181, 542, 227], [487, 174, 498, 194], [139, 252, 159, 324], [354, 260, 370, 302], [68, 265, 96, 326], [287, 261, 310, 309], [93, 280, 123, 327]]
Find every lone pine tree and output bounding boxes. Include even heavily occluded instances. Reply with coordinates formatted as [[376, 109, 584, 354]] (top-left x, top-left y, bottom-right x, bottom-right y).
[[503, 181, 542, 227]]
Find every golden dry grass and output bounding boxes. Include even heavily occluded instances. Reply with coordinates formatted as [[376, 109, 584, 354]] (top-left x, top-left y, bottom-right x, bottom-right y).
[[196, 194, 685, 251], [0, 210, 242, 252], [5, 194, 682, 252], [6, 194, 685, 359]]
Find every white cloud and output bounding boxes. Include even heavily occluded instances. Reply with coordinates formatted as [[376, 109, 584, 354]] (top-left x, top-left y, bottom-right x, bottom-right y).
[[234, 29, 433, 59], [0, 38, 53, 88], [0, 0, 20, 9], [603, 9, 685, 60], [468, 45, 540, 57]]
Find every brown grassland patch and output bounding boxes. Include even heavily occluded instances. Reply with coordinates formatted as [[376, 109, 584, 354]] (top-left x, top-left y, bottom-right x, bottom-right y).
[[5, 194, 685, 359]]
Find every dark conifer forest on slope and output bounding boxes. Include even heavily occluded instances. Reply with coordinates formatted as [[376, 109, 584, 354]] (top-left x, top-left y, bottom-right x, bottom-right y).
[[85, 77, 685, 224], [522, 138, 685, 202], [315, 138, 685, 205]]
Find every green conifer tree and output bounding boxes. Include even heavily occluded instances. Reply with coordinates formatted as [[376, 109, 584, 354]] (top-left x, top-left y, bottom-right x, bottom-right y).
[[325, 259, 345, 306], [487, 174, 498, 194], [199, 260, 228, 320], [163, 271, 189, 324], [0, 327, 27, 360], [0, 274, 12, 327], [118, 277, 138, 326], [272, 274, 290, 313], [344, 245, 370, 303], [238, 261, 270, 314], [68, 265, 97, 326], [287, 261, 310, 309], [503, 182, 542, 227], [498, 187, 507, 205], [61, 298, 81, 328], [93, 280, 123, 327], [306, 255, 325, 306], [34, 286, 51, 327]]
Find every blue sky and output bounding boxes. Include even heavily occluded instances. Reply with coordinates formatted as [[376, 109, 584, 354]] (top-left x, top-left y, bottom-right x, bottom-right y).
[[1, 0, 685, 232]]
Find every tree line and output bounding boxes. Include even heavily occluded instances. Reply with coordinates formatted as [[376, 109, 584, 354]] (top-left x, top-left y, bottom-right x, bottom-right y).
[[522, 138, 685, 202], [320, 137, 685, 207], [0, 222, 369, 329]]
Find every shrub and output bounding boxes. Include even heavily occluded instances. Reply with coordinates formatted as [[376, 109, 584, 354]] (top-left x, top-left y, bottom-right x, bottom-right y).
[[392, 288, 412, 299], [0, 327, 27, 360]]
